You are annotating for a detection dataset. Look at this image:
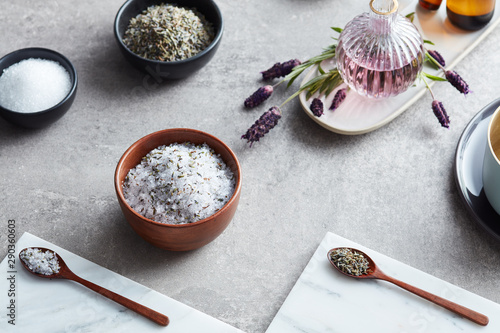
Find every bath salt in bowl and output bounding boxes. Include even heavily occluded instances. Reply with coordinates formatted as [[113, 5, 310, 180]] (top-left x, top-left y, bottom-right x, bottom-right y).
[[115, 128, 242, 251], [123, 142, 235, 224], [0, 47, 78, 128], [0, 58, 71, 113]]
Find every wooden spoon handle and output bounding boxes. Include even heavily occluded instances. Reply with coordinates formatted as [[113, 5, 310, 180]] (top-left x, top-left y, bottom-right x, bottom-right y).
[[383, 275, 488, 326], [71, 274, 169, 326]]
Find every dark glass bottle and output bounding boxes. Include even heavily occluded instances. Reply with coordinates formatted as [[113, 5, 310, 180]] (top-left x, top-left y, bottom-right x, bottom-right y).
[[419, 0, 443, 11], [446, 0, 495, 30]]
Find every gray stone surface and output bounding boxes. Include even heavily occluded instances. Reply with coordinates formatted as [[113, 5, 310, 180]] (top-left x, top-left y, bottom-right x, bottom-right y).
[[1, 0, 500, 332]]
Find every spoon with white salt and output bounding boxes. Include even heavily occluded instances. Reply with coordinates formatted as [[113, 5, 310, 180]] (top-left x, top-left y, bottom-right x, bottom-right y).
[[327, 247, 489, 326], [19, 247, 169, 326]]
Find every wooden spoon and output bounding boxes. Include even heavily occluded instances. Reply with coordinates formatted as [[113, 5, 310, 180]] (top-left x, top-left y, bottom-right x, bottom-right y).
[[327, 247, 488, 326], [19, 247, 169, 326]]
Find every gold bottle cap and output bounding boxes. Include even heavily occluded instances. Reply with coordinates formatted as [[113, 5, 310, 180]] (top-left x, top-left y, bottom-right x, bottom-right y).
[[370, 0, 399, 15]]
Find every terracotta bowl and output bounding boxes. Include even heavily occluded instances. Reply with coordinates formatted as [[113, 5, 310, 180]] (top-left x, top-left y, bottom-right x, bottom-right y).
[[114, 128, 241, 251]]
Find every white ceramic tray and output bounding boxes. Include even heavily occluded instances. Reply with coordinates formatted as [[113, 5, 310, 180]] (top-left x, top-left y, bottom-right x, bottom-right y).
[[299, 0, 500, 135], [266, 232, 500, 332], [0, 232, 244, 333]]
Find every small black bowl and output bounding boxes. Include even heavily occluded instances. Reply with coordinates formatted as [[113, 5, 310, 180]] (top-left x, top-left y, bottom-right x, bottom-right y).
[[114, 0, 224, 80], [0, 47, 78, 129]]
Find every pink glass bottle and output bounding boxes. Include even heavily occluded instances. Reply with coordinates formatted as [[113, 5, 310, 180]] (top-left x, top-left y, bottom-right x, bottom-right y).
[[336, 0, 424, 99]]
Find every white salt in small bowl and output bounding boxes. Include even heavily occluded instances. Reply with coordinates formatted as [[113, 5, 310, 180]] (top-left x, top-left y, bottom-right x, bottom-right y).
[[0, 47, 78, 129]]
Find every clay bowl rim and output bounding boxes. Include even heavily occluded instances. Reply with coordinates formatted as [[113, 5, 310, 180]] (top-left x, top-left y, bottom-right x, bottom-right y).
[[113, 0, 224, 66], [114, 128, 242, 229], [0, 47, 78, 116]]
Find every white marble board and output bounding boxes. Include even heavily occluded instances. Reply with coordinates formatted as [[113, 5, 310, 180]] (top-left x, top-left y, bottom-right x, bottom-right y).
[[0, 232, 244, 333], [266, 232, 500, 332]]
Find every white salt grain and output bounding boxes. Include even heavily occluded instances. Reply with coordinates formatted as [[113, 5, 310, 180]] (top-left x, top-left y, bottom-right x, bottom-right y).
[[123, 142, 236, 224], [20, 248, 61, 275], [0, 58, 71, 113]]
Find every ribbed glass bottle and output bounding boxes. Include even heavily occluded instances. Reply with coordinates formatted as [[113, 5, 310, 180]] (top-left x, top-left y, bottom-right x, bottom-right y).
[[336, 0, 424, 99]]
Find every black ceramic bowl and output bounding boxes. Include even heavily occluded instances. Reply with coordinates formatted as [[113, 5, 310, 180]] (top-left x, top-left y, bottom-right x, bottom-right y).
[[114, 0, 224, 80], [0, 47, 78, 129]]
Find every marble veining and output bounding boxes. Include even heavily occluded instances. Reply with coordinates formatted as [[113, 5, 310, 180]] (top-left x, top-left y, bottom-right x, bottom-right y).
[[265, 232, 500, 333], [0, 233, 244, 333]]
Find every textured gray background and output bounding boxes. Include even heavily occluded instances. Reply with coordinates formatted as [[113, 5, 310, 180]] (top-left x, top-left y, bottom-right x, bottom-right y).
[[1, 0, 500, 332]]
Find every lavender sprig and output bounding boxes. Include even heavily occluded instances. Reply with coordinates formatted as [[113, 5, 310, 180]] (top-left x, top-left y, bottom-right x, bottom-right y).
[[244, 85, 274, 108], [329, 88, 347, 111], [445, 70, 471, 95], [427, 50, 445, 67], [420, 72, 450, 128], [432, 100, 450, 128], [310, 98, 324, 117], [425, 50, 471, 96], [261, 59, 301, 80], [241, 106, 282, 147], [240, 28, 342, 148]]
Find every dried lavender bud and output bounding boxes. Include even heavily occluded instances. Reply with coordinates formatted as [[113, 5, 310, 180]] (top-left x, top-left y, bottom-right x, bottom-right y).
[[329, 88, 347, 111], [244, 85, 273, 108], [428, 50, 445, 67], [241, 106, 282, 147], [445, 70, 470, 95], [330, 248, 371, 276], [310, 98, 324, 117], [432, 100, 450, 128], [122, 4, 215, 62], [261, 59, 301, 80]]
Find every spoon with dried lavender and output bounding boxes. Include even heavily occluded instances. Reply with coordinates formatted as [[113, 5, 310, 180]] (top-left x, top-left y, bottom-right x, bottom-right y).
[[327, 247, 489, 326], [19, 247, 169, 326]]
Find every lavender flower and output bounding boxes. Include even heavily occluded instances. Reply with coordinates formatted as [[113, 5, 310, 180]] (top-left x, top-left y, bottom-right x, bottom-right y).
[[445, 70, 470, 95], [329, 88, 347, 111], [261, 59, 301, 80], [241, 106, 282, 146], [244, 85, 274, 108], [432, 100, 450, 128], [310, 98, 324, 117], [428, 50, 445, 67]]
